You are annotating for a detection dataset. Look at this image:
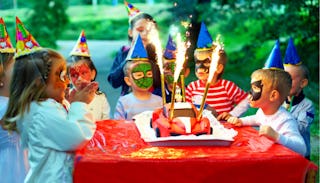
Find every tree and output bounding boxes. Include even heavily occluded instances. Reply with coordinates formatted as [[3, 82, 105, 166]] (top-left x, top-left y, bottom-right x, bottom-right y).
[[28, 0, 69, 48]]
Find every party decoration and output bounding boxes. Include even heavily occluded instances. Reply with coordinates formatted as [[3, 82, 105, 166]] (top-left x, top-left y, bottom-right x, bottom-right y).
[[196, 22, 213, 51], [0, 17, 14, 53], [70, 30, 91, 57], [264, 40, 284, 70], [15, 17, 42, 58], [284, 37, 301, 65]]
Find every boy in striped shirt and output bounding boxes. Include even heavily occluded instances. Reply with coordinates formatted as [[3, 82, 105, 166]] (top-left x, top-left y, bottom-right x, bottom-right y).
[[186, 22, 249, 119]]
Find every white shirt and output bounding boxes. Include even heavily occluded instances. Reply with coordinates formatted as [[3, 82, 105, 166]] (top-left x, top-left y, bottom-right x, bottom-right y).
[[241, 106, 306, 156], [17, 99, 96, 183], [88, 92, 110, 120]]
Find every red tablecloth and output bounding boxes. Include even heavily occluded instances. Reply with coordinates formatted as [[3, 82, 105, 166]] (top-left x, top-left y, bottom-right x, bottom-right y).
[[73, 120, 318, 183]]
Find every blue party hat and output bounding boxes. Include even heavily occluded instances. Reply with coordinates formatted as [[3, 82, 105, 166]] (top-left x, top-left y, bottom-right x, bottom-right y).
[[126, 34, 148, 61], [264, 40, 284, 70], [196, 22, 213, 51], [163, 35, 176, 60], [284, 37, 301, 65]]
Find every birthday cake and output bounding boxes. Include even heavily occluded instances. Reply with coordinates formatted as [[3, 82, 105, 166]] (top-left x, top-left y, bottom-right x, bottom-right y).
[[150, 102, 211, 137], [133, 102, 237, 146]]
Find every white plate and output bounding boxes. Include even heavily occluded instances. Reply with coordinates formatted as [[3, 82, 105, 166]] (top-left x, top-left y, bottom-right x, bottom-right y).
[[133, 111, 237, 147]]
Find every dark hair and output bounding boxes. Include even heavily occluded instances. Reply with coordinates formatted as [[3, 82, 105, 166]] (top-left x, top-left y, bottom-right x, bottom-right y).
[[128, 13, 156, 42]]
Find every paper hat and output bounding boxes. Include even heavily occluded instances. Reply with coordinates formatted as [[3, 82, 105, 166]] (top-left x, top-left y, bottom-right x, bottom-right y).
[[15, 17, 42, 58], [163, 35, 176, 60], [0, 18, 14, 53], [126, 34, 148, 61], [264, 40, 284, 70], [196, 22, 213, 51], [124, 0, 141, 22], [284, 37, 301, 65], [69, 30, 90, 57]]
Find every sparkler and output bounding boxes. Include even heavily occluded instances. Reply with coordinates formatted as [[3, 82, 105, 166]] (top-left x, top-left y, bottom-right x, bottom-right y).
[[196, 41, 221, 120], [148, 23, 166, 104], [169, 33, 187, 120]]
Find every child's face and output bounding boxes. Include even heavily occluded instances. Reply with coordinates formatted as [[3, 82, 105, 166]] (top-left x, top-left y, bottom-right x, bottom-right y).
[[194, 51, 211, 81], [0, 58, 14, 97], [284, 65, 304, 97], [163, 58, 175, 85], [129, 18, 153, 46], [127, 61, 153, 91], [44, 58, 69, 103], [248, 75, 271, 108], [69, 61, 94, 90]]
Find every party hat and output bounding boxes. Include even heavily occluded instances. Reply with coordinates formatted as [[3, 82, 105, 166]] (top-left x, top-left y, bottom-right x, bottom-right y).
[[196, 22, 213, 51], [0, 18, 14, 53], [264, 40, 284, 70], [15, 17, 42, 58], [126, 34, 148, 61], [163, 35, 176, 60], [124, 0, 141, 22], [69, 30, 90, 57], [284, 37, 301, 65]]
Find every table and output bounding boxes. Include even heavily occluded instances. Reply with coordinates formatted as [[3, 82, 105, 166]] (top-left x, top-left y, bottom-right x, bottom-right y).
[[73, 120, 318, 183]]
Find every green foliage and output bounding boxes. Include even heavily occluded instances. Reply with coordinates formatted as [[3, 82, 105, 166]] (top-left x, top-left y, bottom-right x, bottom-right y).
[[28, 0, 69, 48]]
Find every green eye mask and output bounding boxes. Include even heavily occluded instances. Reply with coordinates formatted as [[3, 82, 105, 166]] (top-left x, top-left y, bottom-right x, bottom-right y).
[[131, 63, 153, 89]]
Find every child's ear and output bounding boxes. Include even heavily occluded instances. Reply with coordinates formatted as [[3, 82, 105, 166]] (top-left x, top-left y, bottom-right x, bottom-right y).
[[269, 90, 280, 102], [128, 29, 133, 39], [216, 64, 224, 74], [124, 76, 132, 86], [300, 78, 308, 88]]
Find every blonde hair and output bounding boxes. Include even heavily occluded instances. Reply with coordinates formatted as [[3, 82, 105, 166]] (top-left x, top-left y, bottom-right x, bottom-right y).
[[251, 69, 292, 102], [2, 48, 64, 132]]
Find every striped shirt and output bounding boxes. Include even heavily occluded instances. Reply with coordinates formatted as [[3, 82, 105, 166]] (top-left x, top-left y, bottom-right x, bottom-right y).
[[186, 79, 248, 114]]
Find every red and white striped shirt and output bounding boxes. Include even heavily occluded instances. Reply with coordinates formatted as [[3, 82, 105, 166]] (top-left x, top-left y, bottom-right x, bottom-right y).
[[186, 79, 248, 114]]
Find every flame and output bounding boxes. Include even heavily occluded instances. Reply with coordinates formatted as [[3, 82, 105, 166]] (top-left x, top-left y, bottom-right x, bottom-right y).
[[148, 23, 164, 74], [174, 33, 186, 82], [207, 44, 221, 83]]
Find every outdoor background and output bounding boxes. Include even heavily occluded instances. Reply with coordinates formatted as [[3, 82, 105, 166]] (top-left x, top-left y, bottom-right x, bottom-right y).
[[1, 0, 319, 177]]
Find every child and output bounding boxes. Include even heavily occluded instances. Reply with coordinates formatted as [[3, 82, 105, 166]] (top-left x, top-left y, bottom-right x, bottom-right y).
[[186, 22, 249, 118], [2, 17, 98, 182], [0, 17, 28, 183], [227, 40, 306, 156], [283, 38, 315, 159], [114, 34, 162, 120], [68, 30, 111, 120], [107, 1, 160, 96], [152, 35, 190, 103]]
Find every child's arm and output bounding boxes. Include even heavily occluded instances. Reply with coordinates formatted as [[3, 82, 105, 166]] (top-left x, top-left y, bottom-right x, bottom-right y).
[[113, 98, 126, 120], [262, 120, 306, 156], [29, 100, 96, 151], [101, 93, 111, 119], [229, 97, 250, 117], [107, 48, 128, 88]]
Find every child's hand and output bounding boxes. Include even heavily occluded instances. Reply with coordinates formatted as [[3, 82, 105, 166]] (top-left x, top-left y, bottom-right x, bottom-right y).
[[259, 125, 279, 141], [71, 82, 99, 104], [217, 112, 231, 121], [227, 116, 242, 126]]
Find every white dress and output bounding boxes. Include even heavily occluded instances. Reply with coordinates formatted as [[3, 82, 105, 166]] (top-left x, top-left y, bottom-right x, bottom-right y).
[[0, 96, 28, 183], [88, 92, 111, 120], [17, 99, 96, 183]]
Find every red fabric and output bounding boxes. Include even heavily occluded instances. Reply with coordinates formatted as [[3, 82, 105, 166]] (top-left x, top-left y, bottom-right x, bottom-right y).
[[73, 120, 318, 183]]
